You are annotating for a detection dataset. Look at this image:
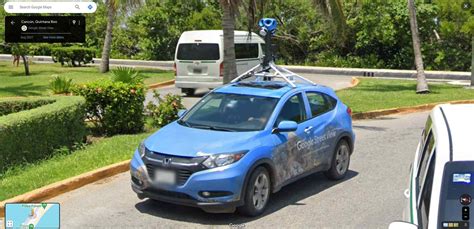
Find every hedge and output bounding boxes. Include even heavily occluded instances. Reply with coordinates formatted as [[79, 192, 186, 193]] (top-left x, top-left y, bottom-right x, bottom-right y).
[[0, 97, 55, 116], [74, 81, 145, 136], [0, 96, 87, 172], [51, 47, 96, 67]]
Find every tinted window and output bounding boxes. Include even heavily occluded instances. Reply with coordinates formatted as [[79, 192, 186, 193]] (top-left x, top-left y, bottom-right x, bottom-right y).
[[420, 151, 435, 229], [180, 93, 278, 131], [177, 43, 219, 60], [275, 94, 306, 125], [417, 131, 435, 194], [306, 92, 336, 117], [235, 43, 259, 59]]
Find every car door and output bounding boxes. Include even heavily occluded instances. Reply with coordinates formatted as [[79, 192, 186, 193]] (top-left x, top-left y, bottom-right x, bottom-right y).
[[304, 91, 339, 169], [412, 128, 436, 228], [271, 92, 313, 186]]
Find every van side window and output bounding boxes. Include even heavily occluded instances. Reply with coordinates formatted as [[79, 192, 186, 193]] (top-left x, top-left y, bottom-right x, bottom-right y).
[[235, 43, 259, 59], [419, 150, 435, 229], [275, 94, 307, 125], [417, 131, 435, 197]]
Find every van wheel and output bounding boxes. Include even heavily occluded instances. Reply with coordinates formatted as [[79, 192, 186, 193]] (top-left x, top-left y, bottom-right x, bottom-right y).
[[181, 88, 195, 96], [324, 140, 351, 180], [238, 167, 270, 217]]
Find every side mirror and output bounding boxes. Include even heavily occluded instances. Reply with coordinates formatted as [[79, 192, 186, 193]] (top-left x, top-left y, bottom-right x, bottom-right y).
[[177, 109, 187, 118], [388, 221, 418, 229], [275, 121, 298, 133]]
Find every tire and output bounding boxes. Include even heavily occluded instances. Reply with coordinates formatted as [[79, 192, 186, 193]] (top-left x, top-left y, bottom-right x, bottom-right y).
[[324, 140, 351, 180], [181, 88, 195, 96], [238, 166, 271, 217]]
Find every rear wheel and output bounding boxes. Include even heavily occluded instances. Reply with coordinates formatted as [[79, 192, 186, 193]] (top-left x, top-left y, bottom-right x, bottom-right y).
[[324, 140, 351, 180], [181, 88, 195, 96], [238, 167, 270, 217]]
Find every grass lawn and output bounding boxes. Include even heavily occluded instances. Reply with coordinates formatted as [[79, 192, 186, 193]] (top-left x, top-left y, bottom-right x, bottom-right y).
[[0, 61, 174, 97], [337, 78, 474, 113], [0, 131, 153, 201]]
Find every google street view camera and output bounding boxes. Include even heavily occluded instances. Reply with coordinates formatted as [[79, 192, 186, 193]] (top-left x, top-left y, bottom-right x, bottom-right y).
[[232, 18, 316, 88]]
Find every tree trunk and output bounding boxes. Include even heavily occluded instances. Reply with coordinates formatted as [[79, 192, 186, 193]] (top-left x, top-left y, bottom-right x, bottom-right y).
[[100, 2, 116, 73], [471, 36, 473, 87], [407, 0, 429, 93], [21, 55, 29, 76], [221, 2, 238, 84]]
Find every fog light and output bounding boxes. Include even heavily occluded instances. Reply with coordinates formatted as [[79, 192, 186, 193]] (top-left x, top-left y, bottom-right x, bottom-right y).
[[199, 191, 233, 198], [202, 191, 211, 197]]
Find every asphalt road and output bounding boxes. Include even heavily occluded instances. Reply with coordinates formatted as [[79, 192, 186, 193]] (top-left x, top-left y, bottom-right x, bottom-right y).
[[145, 74, 354, 108], [50, 110, 429, 229]]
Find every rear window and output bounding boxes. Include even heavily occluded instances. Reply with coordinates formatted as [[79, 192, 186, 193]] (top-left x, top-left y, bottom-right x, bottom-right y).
[[177, 43, 219, 60], [235, 43, 259, 59]]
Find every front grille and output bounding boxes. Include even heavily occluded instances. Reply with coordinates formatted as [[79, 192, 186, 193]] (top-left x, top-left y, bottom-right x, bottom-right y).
[[146, 164, 194, 186], [146, 187, 195, 200], [142, 151, 208, 186]]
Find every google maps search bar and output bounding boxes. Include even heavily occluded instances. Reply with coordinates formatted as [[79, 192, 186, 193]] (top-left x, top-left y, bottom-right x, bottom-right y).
[[4, 2, 97, 13]]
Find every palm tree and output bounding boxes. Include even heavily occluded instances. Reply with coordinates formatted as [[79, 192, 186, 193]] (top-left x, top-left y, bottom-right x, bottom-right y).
[[407, 0, 429, 93], [220, 0, 241, 83], [100, 0, 141, 73]]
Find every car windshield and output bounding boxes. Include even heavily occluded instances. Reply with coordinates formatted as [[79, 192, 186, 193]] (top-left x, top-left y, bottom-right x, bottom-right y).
[[179, 93, 278, 131]]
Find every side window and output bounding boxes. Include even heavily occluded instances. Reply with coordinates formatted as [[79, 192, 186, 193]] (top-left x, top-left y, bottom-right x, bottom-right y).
[[419, 151, 436, 229], [235, 43, 259, 59], [275, 94, 306, 125], [306, 92, 335, 117], [417, 131, 435, 195]]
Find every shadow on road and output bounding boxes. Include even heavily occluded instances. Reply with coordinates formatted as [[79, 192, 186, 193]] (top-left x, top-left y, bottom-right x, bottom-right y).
[[353, 125, 387, 131], [134, 170, 358, 225]]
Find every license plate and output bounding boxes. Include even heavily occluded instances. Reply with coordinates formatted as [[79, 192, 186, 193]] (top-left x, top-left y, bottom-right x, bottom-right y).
[[154, 169, 176, 185], [193, 68, 202, 74]]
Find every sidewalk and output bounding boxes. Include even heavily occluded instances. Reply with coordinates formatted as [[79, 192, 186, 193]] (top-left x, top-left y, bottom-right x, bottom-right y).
[[0, 54, 471, 80]]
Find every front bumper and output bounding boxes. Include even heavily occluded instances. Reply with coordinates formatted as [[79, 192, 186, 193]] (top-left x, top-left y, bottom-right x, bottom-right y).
[[130, 151, 246, 213]]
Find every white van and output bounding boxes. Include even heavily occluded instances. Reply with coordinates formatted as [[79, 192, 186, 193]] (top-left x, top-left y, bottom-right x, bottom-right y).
[[174, 30, 265, 96], [390, 104, 474, 229]]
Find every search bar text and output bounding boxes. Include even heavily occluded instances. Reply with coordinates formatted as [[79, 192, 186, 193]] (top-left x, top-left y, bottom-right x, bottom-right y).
[[4, 2, 97, 13]]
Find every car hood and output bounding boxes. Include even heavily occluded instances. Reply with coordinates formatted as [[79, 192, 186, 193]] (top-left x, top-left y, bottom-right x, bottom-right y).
[[144, 121, 263, 157]]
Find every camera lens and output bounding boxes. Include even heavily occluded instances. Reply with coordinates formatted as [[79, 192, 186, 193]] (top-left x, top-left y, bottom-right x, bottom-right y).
[[460, 194, 472, 205]]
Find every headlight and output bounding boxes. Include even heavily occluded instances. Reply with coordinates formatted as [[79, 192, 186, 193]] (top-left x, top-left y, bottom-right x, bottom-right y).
[[138, 142, 147, 157], [202, 150, 248, 169]]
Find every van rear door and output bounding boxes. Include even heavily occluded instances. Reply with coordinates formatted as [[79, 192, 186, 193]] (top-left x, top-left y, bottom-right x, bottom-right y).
[[176, 43, 221, 77], [235, 43, 262, 75]]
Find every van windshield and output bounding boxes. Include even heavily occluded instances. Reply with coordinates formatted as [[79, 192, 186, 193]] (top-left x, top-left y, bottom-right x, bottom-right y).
[[178, 93, 278, 131], [177, 43, 220, 60]]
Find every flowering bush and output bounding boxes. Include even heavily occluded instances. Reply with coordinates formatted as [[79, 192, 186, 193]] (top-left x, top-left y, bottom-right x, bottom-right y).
[[146, 91, 184, 127]]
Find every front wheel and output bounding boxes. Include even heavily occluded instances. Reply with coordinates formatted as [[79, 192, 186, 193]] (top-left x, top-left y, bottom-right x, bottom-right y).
[[238, 166, 271, 217], [324, 140, 351, 180]]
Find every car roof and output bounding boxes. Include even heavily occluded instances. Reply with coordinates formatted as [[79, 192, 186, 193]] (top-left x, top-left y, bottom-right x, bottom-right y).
[[178, 30, 264, 43], [438, 104, 474, 161], [431, 104, 474, 162], [214, 81, 335, 99]]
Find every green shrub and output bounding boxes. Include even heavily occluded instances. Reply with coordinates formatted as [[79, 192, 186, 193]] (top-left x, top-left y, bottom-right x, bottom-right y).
[[49, 75, 74, 94], [111, 66, 143, 84], [51, 47, 96, 67], [146, 91, 184, 127], [0, 97, 55, 116], [0, 96, 86, 172], [74, 80, 146, 135]]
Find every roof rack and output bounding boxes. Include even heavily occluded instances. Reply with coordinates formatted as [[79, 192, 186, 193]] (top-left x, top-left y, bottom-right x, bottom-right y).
[[231, 18, 316, 88], [231, 62, 316, 88]]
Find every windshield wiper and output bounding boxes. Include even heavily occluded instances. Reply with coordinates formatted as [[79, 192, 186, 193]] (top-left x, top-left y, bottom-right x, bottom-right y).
[[177, 120, 191, 127], [188, 123, 236, 132]]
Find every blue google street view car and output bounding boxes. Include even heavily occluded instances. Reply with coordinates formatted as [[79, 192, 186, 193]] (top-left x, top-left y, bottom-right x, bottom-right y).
[[130, 62, 355, 216]]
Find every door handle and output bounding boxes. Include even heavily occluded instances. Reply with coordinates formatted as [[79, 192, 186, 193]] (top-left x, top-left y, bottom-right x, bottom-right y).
[[304, 126, 313, 133]]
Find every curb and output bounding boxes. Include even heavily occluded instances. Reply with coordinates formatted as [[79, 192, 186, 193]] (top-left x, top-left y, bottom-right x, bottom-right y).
[[352, 99, 474, 120], [147, 79, 175, 89], [0, 160, 130, 217]]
